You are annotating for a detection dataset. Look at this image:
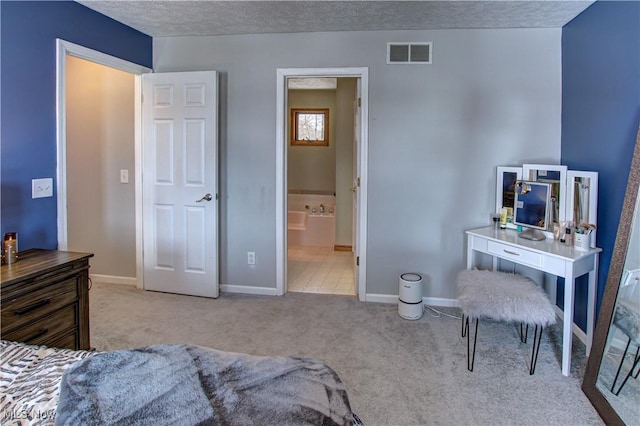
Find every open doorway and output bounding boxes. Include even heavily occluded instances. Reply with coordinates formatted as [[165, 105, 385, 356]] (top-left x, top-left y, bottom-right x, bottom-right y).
[[56, 39, 151, 287], [286, 77, 357, 295], [275, 67, 369, 301], [65, 55, 137, 284]]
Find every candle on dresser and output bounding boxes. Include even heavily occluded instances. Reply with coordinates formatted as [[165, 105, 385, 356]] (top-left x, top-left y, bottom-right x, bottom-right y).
[[4, 232, 18, 264]]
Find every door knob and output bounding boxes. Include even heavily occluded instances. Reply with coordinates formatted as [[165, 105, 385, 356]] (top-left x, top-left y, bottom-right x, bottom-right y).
[[196, 193, 213, 202], [351, 186, 357, 193]]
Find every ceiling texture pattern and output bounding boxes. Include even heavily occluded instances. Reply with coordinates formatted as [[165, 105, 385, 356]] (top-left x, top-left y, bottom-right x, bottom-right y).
[[77, 1, 594, 37]]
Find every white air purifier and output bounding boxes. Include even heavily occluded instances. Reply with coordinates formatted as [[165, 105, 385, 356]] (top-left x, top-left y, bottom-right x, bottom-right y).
[[398, 273, 423, 320]]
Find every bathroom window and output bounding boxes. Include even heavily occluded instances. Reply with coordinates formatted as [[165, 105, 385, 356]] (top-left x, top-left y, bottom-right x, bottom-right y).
[[290, 108, 329, 146]]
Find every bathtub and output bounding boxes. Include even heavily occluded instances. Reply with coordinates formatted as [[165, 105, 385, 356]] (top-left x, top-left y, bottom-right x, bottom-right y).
[[288, 194, 336, 248]]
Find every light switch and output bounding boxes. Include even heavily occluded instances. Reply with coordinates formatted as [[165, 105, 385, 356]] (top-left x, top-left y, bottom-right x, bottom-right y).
[[120, 169, 129, 184], [32, 178, 53, 198]]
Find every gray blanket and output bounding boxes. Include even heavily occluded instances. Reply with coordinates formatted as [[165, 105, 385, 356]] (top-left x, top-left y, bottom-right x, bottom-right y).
[[54, 344, 358, 426]]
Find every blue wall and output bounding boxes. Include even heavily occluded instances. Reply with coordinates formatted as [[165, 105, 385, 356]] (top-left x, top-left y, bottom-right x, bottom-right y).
[[561, 1, 640, 327], [1, 1, 152, 250]]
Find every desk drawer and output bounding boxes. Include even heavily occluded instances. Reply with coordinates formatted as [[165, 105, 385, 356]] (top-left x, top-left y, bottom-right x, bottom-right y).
[[1, 278, 78, 332], [487, 241, 542, 268]]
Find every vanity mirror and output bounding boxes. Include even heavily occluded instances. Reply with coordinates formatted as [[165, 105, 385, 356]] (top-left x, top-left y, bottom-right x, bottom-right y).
[[567, 170, 599, 246], [583, 128, 640, 425], [522, 164, 568, 230], [496, 166, 522, 229]]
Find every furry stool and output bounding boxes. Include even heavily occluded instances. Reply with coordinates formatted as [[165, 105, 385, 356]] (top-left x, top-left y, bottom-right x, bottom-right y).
[[457, 269, 556, 375]]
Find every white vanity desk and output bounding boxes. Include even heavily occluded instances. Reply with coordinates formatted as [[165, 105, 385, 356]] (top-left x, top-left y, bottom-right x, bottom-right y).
[[465, 226, 602, 376]]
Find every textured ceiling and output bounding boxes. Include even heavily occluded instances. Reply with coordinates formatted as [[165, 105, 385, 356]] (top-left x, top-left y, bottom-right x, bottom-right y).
[[77, 1, 594, 37]]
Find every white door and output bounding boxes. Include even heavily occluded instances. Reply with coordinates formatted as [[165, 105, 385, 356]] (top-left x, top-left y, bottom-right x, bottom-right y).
[[142, 71, 219, 298]]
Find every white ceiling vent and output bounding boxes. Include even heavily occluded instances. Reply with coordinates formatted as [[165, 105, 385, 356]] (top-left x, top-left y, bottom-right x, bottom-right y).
[[387, 42, 432, 64]]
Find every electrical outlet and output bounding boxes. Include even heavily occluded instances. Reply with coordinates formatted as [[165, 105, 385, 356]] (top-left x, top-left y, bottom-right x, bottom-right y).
[[247, 251, 256, 265], [120, 169, 129, 184], [32, 178, 53, 198]]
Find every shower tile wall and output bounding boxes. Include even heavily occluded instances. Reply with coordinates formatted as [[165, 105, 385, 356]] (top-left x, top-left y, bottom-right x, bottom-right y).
[[288, 247, 355, 295]]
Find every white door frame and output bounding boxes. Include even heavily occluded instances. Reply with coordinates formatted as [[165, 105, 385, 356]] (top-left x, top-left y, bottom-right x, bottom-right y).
[[275, 67, 369, 300], [55, 39, 152, 288]]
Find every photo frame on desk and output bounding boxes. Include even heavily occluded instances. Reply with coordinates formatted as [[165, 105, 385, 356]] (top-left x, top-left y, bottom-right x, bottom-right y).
[[496, 166, 522, 229]]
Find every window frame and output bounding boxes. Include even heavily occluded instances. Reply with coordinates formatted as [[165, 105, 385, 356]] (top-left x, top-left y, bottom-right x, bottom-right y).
[[290, 108, 330, 146]]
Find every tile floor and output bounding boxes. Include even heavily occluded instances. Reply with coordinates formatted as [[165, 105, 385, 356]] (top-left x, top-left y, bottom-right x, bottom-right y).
[[287, 246, 355, 295]]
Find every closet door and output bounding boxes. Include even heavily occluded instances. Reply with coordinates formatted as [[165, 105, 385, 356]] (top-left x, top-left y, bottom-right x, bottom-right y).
[[142, 71, 218, 298]]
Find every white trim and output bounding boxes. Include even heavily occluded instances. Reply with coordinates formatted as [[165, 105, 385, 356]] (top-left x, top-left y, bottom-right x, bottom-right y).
[[134, 77, 144, 289], [423, 297, 459, 308], [220, 284, 279, 296], [275, 67, 369, 301], [364, 294, 399, 304], [90, 274, 137, 286], [55, 38, 151, 282], [365, 293, 459, 307], [275, 70, 287, 296]]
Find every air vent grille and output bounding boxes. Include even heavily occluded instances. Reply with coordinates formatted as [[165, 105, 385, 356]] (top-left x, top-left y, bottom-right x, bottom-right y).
[[387, 42, 432, 65]]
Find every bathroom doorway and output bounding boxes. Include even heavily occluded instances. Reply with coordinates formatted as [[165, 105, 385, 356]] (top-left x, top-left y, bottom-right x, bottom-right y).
[[275, 67, 369, 300], [286, 77, 357, 296]]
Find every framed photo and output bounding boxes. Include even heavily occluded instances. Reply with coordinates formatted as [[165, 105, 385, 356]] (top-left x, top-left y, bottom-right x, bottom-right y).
[[496, 166, 522, 229]]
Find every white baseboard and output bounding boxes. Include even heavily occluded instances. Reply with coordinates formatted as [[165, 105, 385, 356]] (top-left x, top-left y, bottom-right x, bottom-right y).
[[424, 297, 459, 308], [554, 306, 587, 345], [90, 274, 137, 286], [220, 284, 279, 296], [365, 293, 458, 307], [364, 293, 398, 304]]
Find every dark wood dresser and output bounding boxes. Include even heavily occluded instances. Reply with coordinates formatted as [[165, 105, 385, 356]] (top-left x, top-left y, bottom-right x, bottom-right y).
[[1, 249, 93, 350]]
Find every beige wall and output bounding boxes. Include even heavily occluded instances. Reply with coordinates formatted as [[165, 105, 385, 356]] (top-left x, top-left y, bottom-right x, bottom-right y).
[[287, 89, 337, 192], [287, 81, 356, 246], [66, 56, 136, 278], [334, 78, 357, 246]]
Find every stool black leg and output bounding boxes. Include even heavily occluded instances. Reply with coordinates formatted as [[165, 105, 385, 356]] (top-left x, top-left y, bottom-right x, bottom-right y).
[[529, 325, 543, 375], [520, 323, 529, 343], [467, 317, 479, 372], [461, 313, 466, 337], [611, 338, 640, 396]]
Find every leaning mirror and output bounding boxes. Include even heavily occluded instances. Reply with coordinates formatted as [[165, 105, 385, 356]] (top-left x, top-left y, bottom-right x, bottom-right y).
[[583, 128, 640, 425]]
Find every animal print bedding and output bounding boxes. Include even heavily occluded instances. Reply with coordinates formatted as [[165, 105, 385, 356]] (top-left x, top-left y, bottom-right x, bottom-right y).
[[0, 340, 93, 426]]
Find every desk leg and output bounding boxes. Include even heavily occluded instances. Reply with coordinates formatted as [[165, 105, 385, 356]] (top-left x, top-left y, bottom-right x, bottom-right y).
[[586, 255, 598, 355], [466, 236, 473, 270], [562, 271, 576, 376]]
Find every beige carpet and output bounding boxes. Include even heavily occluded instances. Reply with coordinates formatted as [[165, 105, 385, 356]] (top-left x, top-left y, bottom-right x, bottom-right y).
[[90, 283, 603, 426]]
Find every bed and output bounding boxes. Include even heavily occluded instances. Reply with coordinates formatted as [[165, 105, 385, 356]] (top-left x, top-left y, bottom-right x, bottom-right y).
[[0, 340, 362, 426]]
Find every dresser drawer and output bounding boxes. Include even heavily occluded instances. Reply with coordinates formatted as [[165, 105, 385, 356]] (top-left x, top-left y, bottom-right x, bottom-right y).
[[487, 240, 542, 268], [2, 303, 78, 345], [1, 278, 78, 333], [46, 330, 79, 350]]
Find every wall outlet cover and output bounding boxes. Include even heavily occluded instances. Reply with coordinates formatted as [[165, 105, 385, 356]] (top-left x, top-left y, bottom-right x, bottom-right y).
[[32, 178, 53, 198]]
